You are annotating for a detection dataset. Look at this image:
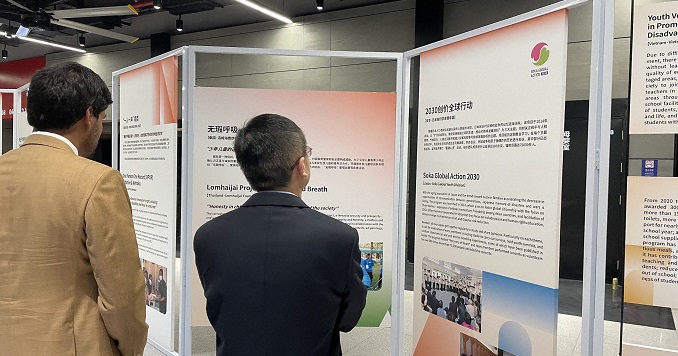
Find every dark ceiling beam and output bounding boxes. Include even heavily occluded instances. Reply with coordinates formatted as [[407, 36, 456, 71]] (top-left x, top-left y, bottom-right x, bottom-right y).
[[407, 0, 445, 263]]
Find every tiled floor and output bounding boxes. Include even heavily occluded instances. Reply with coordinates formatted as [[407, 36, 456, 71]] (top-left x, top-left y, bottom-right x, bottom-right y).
[[558, 279, 675, 330], [144, 262, 678, 355]]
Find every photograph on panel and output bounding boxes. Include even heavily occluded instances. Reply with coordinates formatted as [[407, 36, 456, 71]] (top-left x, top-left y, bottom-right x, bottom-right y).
[[359, 241, 384, 291], [141, 259, 168, 314], [422, 257, 482, 332]]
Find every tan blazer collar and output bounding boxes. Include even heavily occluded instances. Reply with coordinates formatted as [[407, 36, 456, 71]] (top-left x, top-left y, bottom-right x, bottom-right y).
[[21, 133, 77, 155]]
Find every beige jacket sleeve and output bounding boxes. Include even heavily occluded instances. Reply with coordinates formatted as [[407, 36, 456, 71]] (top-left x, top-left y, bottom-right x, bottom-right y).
[[85, 169, 148, 356]]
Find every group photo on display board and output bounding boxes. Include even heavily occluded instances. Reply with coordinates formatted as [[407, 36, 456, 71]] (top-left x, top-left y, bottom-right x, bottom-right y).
[[359, 242, 384, 291], [141, 259, 168, 315], [421, 257, 483, 332]]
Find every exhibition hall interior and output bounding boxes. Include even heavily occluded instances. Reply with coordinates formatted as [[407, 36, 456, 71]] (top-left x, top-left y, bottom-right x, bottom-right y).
[[1, 0, 678, 355]]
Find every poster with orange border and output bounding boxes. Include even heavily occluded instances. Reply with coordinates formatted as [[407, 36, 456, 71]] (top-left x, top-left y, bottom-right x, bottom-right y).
[[414, 10, 568, 356], [624, 176, 678, 308], [119, 56, 178, 351], [190, 87, 397, 336]]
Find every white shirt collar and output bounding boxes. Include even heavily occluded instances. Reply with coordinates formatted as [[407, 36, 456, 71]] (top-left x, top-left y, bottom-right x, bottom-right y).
[[31, 131, 79, 156]]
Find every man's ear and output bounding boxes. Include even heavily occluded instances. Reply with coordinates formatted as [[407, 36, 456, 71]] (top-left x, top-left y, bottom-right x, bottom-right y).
[[81, 107, 95, 129], [299, 156, 310, 177], [294, 156, 309, 177]]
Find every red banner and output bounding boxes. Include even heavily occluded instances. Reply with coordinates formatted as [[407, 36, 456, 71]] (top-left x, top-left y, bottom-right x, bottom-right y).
[[0, 56, 45, 120]]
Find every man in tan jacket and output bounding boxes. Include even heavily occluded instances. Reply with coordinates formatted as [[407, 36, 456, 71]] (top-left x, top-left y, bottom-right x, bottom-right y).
[[0, 62, 148, 355]]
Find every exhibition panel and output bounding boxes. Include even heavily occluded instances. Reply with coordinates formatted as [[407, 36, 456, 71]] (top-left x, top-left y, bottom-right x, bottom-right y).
[[12, 86, 29, 149], [0, 88, 20, 154], [1, 90, 4, 152], [625, 176, 678, 309], [178, 46, 405, 355], [113, 47, 404, 355], [190, 87, 396, 328], [113, 49, 183, 355], [411, 8, 569, 356], [629, 1, 678, 135], [625, 0, 678, 354]]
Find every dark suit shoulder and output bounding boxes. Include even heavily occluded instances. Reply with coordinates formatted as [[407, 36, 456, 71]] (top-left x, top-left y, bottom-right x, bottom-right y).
[[194, 204, 358, 249], [195, 206, 242, 229], [193, 207, 241, 247], [304, 209, 357, 237]]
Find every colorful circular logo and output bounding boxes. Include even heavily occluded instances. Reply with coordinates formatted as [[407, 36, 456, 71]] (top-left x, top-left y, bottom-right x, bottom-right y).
[[531, 42, 549, 66]]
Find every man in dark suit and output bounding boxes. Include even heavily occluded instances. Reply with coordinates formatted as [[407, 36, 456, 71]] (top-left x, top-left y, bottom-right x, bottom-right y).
[[194, 113, 367, 356], [157, 268, 167, 314]]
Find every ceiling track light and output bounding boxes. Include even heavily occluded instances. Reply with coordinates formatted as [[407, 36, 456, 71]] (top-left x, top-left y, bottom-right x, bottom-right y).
[[18, 36, 86, 54], [176, 16, 183, 32], [234, 0, 293, 24], [316, 0, 324, 11], [153, 0, 162, 10], [78, 34, 85, 47]]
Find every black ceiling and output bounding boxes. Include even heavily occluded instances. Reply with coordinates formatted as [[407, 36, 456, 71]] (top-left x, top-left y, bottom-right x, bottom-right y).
[[0, 0, 402, 61]]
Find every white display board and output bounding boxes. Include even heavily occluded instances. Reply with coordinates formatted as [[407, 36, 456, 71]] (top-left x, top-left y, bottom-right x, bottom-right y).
[[630, 1, 678, 134], [624, 176, 678, 308], [118, 56, 179, 352], [14, 111, 29, 147], [189, 87, 397, 329], [412, 9, 568, 356], [13, 85, 30, 149]]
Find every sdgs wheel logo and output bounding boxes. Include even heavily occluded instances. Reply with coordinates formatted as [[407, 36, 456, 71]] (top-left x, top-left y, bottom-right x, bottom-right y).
[[530, 42, 550, 78], [532, 42, 550, 65]]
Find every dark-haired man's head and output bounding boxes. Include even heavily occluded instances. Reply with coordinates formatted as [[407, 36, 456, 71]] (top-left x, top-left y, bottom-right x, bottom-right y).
[[27, 62, 112, 158], [234, 113, 309, 196]]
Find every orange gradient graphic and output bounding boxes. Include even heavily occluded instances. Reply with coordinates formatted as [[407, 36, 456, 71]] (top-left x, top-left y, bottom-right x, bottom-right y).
[[624, 244, 673, 305], [120, 56, 178, 125], [414, 314, 462, 356]]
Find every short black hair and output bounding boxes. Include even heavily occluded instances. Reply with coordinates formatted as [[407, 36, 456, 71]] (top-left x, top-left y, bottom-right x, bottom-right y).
[[27, 62, 112, 131], [234, 113, 306, 191]]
